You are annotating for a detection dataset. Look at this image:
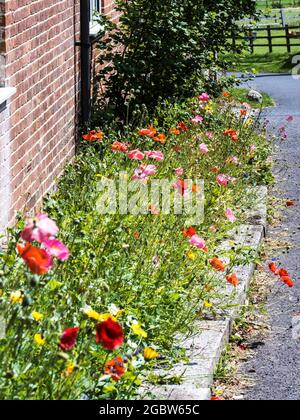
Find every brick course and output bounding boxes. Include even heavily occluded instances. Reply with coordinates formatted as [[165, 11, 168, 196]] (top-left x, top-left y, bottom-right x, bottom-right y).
[[0, 0, 117, 232]]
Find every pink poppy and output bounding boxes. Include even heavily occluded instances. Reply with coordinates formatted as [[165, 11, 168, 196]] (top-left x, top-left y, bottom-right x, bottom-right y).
[[287, 115, 294, 122], [242, 102, 251, 109], [21, 214, 59, 243], [199, 143, 209, 154], [205, 131, 214, 139], [198, 93, 210, 102], [145, 151, 164, 162], [132, 164, 157, 181], [191, 115, 203, 124], [228, 176, 237, 185], [127, 149, 145, 160], [226, 156, 239, 165], [216, 174, 229, 186], [175, 167, 184, 177], [189, 235, 206, 250], [250, 145, 257, 153], [43, 239, 70, 261], [225, 208, 236, 223]]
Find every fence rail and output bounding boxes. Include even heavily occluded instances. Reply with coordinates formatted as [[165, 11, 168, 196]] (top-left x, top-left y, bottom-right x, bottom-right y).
[[232, 24, 300, 53], [239, 7, 300, 28]]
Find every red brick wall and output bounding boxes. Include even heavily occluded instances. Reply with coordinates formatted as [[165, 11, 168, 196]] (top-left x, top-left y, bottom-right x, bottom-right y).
[[0, 0, 118, 232]]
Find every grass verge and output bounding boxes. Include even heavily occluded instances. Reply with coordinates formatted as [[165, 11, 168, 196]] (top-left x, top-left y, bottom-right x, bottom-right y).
[[0, 93, 273, 400]]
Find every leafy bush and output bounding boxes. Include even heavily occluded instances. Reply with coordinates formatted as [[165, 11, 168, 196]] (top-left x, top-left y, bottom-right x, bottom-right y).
[[94, 0, 257, 124], [0, 92, 272, 399]]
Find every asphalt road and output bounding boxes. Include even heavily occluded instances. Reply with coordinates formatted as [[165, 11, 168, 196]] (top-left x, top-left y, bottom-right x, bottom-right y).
[[240, 74, 300, 400]]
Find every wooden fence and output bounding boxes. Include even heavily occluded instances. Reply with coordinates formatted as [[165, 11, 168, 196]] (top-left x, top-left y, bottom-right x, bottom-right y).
[[239, 8, 300, 28], [233, 24, 300, 53]]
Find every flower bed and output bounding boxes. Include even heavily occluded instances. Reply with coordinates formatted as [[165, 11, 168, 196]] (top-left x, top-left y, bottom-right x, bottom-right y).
[[0, 92, 272, 400]]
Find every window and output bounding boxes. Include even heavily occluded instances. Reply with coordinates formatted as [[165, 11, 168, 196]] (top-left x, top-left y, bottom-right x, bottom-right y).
[[90, 0, 102, 35]]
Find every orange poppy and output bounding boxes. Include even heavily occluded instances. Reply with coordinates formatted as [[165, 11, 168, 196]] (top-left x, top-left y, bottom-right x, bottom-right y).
[[210, 167, 221, 174], [82, 130, 104, 141], [169, 128, 181, 135], [17, 243, 53, 275], [192, 184, 199, 193], [153, 133, 167, 144], [111, 141, 128, 152], [224, 128, 239, 142], [210, 257, 226, 272], [222, 91, 230, 98], [133, 231, 140, 240], [226, 273, 239, 287], [172, 145, 182, 153], [240, 109, 247, 117]]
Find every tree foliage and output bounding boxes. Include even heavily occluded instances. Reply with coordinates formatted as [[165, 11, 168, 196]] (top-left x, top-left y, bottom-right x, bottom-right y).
[[95, 0, 257, 123]]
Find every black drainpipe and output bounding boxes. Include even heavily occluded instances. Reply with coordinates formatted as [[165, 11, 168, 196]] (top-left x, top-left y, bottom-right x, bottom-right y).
[[79, 0, 91, 125]]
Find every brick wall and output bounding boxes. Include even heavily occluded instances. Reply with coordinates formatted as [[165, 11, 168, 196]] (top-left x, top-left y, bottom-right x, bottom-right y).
[[0, 0, 118, 234]]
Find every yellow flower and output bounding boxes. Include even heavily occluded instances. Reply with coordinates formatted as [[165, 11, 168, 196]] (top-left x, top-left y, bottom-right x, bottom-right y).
[[144, 347, 160, 360], [204, 301, 213, 309], [132, 322, 148, 338], [244, 118, 253, 128], [34, 333, 45, 346], [187, 250, 197, 261], [31, 311, 43, 322], [83, 307, 117, 322], [10, 290, 23, 304], [204, 105, 213, 113], [65, 361, 75, 376]]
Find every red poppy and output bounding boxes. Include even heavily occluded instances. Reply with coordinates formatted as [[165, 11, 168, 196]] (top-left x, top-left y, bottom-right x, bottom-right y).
[[286, 199, 295, 207], [139, 126, 156, 137], [96, 318, 124, 350], [210, 258, 226, 272], [226, 273, 239, 287], [178, 122, 189, 132], [269, 262, 279, 275], [211, 395, 222, 400], [17, 243, 53, 275], [59, 327, 80, 351], [82, 130, 103, 141], [279, 268, 289, 277], [104, 357, 126, 381], [182, 227, 197, 238], [281, 276, 294, 288]]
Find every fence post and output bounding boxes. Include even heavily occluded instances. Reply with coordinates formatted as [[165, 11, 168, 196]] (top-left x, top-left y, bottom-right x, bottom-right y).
[[267, 25, 273, 53], [285, 24, 291, 53], [232, 29, 236, 49], [249, 32, 254, 54]]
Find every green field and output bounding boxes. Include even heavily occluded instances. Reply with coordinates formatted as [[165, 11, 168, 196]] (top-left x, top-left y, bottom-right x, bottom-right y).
[[227, 27, 300, 73], [257, 0, 300, 9]]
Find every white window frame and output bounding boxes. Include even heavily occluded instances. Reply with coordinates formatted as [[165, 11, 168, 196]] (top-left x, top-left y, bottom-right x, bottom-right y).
[[89, 0, 102, 36]]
